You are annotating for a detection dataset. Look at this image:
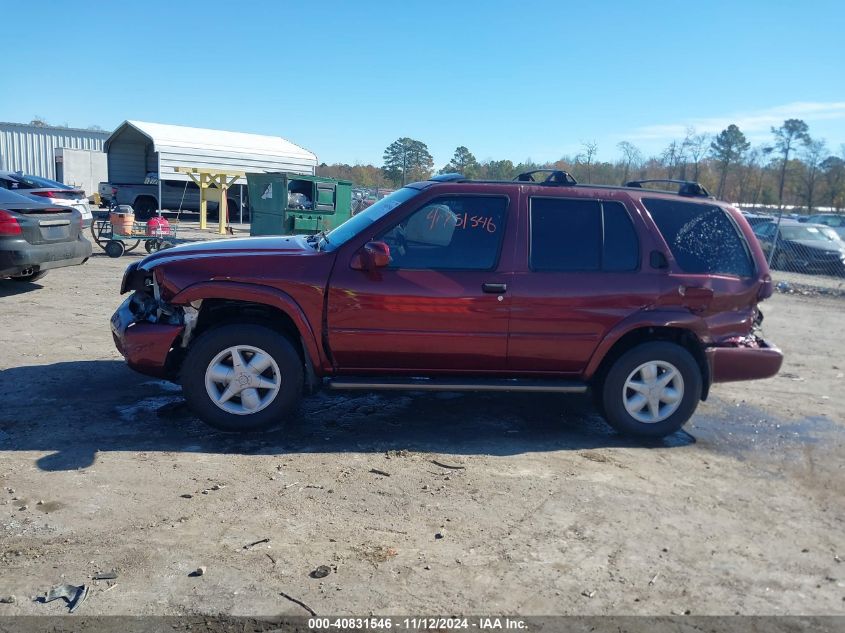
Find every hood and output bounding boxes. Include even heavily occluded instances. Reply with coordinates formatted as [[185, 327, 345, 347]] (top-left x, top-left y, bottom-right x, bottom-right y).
[[786, 238, 845, 253], [121, 234, 328, 295], [138, 235, 316, 270]]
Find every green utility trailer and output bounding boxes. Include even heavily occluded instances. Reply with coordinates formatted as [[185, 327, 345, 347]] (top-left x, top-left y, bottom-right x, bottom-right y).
[[247, 172, 353, 236]]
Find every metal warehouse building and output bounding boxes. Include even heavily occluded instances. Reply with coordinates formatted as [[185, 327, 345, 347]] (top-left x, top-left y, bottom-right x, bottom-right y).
[[0, 121, 109, 180]]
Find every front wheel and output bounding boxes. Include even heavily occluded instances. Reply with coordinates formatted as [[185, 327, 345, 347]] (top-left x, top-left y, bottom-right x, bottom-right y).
[[181, 324, 304, 432], [104, 240, 126, 258], [601, 342, 702, 438]]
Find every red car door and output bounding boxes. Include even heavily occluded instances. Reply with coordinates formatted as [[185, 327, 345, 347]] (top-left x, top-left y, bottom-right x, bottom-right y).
[[326, 190, 516, 374], [507, 193, 659, 374]]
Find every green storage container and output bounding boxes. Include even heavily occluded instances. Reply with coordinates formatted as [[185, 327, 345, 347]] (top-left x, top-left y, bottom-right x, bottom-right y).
[[247, 172, 353, 237]]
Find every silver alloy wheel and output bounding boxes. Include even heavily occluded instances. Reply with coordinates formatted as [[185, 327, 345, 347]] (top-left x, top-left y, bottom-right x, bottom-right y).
[[622, 360, 684, 424], [204, 345, 281, 416]]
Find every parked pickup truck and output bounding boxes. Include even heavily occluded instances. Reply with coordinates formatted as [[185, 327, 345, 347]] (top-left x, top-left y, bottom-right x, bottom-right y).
[[112, 172, 783, 438], [109, 174, 244, 219]]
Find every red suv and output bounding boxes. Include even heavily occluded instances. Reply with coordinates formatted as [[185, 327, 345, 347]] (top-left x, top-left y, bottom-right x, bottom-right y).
[[112, 171, 783, 438]]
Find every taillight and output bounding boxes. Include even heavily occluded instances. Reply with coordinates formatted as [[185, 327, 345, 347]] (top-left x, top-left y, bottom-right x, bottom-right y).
[[0, 209, 22, 236], [31, 191, 56, 199]]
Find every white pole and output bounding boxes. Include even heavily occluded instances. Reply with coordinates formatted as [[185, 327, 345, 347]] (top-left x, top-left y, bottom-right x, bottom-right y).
[[157, 152, 162, 217]]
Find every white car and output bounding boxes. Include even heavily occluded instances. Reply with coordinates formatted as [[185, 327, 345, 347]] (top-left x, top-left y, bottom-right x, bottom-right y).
[[0, 170, 93, 227], [805, 213, 845, 240]]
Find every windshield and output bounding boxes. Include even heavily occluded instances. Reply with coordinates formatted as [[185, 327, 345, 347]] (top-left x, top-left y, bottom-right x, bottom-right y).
[[321, 187, 421, 250], [781, 226, 840, 242], [5, 173, 73, 189]]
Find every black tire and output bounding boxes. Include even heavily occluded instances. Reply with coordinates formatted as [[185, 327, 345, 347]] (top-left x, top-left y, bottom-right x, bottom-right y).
[[133, 197, 157, 220], [105, 240, 125, 258], [181, 324, 304, 432], [601, 342, 702, 438], [144, 240, 156, 253], [9, 270, 47, 283]]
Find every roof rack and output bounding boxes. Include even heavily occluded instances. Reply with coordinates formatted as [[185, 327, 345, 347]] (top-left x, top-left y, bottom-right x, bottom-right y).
[[625, 179, 712, 198], [515, 169, 577, 186]]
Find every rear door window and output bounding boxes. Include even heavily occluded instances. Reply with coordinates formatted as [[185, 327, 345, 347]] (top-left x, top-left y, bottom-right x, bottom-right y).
[[602, 201, 639, 271], [530, 198, 639, 272], [643, 198, 754, 277]]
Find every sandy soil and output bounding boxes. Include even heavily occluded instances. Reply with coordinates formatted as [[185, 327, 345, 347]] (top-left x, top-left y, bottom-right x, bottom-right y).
[[0, 242, 843, 617]]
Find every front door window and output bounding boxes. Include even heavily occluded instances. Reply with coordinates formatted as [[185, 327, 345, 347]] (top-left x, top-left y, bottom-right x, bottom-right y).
[[378, 196, 507, 270]]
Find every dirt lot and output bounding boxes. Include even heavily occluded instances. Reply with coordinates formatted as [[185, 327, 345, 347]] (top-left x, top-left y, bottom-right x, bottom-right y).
[[0, 235, 843, 617]]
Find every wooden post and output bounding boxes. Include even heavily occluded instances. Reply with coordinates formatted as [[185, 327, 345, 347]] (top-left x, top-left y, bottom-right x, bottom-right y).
[[199, 174, 209, 230], [218, 175, 228, 235], [173, 168, 245, 234]]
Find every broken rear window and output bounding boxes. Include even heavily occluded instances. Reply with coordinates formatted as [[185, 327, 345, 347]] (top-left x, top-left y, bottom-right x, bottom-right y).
[[643, 198, 753, 277]]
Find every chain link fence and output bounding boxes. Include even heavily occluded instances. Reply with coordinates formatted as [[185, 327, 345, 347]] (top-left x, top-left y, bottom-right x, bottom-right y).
[[741, 209, 845, 295]]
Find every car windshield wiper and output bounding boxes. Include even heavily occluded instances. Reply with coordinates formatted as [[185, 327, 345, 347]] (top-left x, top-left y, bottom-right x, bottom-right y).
[[306, 230, 331, 250], [308, 229, 331, 250]]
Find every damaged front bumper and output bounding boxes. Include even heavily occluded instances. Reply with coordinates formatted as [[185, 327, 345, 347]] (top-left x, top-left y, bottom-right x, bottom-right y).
[[706, 336, 783, 383], [110, 290, 198, 379]]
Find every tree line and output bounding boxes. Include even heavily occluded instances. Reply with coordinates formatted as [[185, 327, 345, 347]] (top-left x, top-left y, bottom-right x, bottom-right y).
[[317, 119, 845, 211]]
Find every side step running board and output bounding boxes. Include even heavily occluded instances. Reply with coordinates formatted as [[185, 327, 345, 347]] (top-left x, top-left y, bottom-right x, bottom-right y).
[[326, 377, 587, 394]]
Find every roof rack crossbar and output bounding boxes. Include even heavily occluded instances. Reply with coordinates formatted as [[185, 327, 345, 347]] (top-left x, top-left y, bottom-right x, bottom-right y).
[[514, 169, 577, 186], [624, 179, 712, 198]]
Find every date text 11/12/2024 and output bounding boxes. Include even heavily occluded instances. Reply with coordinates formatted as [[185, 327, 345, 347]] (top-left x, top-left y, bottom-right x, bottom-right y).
[[308, 616, 528, 630]]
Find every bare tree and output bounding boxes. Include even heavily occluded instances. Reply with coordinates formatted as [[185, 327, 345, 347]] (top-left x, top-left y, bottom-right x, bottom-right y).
[[821, 150, 845, 210], [801, 138, 827, 212], [661, 141, 685, 180], [617, 141, 642, 184], [578, 141, 598, 181], [682, 127, 710, 181], [738, 147, 763, 204]]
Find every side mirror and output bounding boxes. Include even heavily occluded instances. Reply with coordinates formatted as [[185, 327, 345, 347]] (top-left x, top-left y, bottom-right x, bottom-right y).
[[350, 241, 391, 271]]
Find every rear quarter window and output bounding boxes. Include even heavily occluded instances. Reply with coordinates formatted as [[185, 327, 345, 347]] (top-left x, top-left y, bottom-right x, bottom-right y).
[[643, 198, 753, 277]]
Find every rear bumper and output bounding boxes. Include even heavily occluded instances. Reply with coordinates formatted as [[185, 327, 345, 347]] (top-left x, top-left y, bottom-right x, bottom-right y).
[[0, 236, 92, 277], [111, 296, 184, 378], [706, 338, 783, 383]]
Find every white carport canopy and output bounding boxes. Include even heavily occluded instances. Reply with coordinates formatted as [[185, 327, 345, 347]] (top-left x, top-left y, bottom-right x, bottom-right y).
[[105, 120, 317, 186]]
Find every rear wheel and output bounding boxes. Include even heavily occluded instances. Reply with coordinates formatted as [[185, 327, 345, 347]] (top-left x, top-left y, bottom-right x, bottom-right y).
[[105, 240, 125, 258], [9, 270, 47, 283], [601, 342, 701, 438], [181, 324, 304, 432]]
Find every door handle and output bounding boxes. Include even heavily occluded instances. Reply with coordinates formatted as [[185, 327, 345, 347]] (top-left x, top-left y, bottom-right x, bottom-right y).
[[482, 283, 507, 294]]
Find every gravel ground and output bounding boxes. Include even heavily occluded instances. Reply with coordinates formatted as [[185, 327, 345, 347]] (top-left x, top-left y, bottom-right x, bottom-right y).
[[0, 240, 843, 617]]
